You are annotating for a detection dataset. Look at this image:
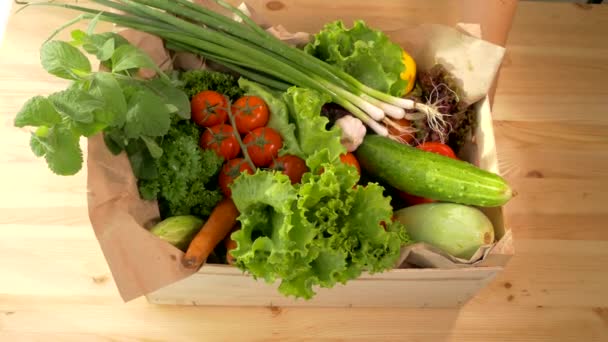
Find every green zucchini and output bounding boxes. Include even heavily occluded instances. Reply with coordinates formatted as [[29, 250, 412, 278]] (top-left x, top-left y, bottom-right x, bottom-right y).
[[394, 203, 495, 259], [355, 135, 512, 207]]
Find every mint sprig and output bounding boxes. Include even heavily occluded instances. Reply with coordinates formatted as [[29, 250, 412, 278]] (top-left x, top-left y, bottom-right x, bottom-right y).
[[14, 29, 190, 176]]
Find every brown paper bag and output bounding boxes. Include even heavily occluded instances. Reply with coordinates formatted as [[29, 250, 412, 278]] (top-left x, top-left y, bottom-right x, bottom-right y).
[[87, 2, 508, 301]]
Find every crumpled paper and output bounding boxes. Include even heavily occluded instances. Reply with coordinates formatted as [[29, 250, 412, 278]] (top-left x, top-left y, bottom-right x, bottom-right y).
[[397, 23, 505, 105], [87, 2, 511, 301]]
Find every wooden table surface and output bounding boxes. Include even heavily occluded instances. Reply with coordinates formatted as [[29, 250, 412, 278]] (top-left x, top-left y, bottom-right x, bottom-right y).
[[1, 1, 607, 341]]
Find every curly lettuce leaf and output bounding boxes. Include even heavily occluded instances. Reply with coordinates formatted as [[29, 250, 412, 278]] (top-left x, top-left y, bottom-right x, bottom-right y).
[[305, 20, 408, 97], [282, 87, 345, 162], [178, 69, 243, 100], [230, 153, 409, 300], [138, 120, 223, 218]]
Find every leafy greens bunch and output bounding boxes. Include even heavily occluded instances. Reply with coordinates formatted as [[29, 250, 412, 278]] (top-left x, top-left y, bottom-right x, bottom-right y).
[[14, 21, 190, 177], [137, 119, 224, 218]]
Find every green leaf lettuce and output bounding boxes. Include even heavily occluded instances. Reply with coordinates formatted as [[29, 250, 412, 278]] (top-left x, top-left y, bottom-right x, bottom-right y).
[[230, 155, 410, 299], [305, 20, 408, 97]]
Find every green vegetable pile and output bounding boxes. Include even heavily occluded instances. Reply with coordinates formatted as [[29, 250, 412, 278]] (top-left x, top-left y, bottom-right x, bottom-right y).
[[229, 86, 409, 299]]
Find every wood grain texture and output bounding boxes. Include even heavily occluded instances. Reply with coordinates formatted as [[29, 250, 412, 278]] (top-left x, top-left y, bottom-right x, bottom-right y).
[[146, 265, 502, 308], [1, 1, 608, 341]]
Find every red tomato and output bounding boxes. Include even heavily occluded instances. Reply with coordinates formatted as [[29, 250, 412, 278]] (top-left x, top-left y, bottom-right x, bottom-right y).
[[398, 191, 436, 206], [243, 127, 283, 167], [232, 96, 269, 134], [200, 124, 240, 160], [416, 142, 457, 159], [270, 155, 308, 184], [191, 90, 228, 127], [387, 118, 415, 144], [218, 158, 255, 197], [340, 152, 361, 175]]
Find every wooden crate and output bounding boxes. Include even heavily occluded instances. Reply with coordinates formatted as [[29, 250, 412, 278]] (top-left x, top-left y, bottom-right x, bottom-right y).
[[146, 97, 514, 308]]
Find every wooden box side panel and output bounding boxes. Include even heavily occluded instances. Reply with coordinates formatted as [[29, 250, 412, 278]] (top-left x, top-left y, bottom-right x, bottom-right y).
[[147, 266, 501, 308]]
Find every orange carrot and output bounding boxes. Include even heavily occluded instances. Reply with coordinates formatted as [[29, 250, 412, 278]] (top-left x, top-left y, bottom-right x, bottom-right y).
[[182, 198, 239, 269], [225, 237, 237, 265], [224, 225, 240, 265]]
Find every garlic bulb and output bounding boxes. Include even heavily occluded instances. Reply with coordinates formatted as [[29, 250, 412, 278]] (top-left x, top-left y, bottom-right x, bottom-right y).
[[335, 115, 366, 152]]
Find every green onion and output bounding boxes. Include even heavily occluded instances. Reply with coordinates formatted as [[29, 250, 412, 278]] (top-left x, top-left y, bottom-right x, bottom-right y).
[[23, 0, 442, 137]]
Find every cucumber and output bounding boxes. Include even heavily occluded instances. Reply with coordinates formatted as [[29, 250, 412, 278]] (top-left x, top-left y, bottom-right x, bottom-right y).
[[355, 135, 512, 207]]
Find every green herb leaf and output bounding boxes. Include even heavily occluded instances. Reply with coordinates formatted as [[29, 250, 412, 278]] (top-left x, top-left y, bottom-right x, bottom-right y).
[[48, 84, 105, 124], [86, 12, 102, 35], [126, 139, 158, 180], [148, 78, 191, 119], [30, 133, 50, 157], [141, 136, 163, 158], [90, 72, 127, 126], [111, 44, 157, 73], [73, 121, 106, 137], [70, 29, 87, 46], [40, 40, 91, 80], [14, 96, 62, 128], [124, 87, 171, 138], [98, 38, 115, 61], [35, 126, 50, 138], [82, 32, 129, 63], [103, 129, 126, 155], [44, 127, 83, 176], [165, 104, 178, 113]]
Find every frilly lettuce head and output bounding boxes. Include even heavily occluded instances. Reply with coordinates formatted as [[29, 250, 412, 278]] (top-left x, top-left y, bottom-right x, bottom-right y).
[[230, 155, 410, 299], [305, 20, 408, 97], [230, 84, 410, 299]]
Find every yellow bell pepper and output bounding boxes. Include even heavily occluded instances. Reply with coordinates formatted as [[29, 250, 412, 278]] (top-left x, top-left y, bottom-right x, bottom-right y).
[[400, 50, 417, 95]]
